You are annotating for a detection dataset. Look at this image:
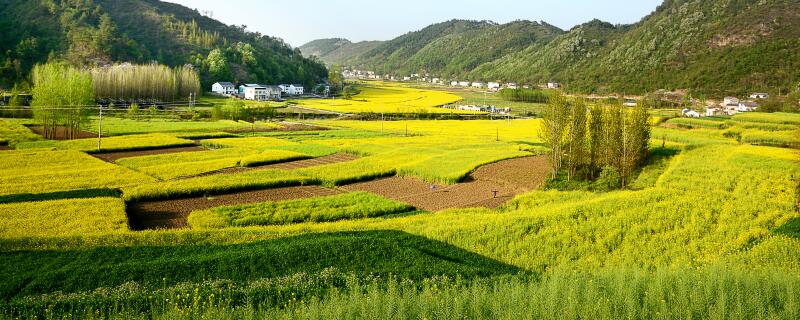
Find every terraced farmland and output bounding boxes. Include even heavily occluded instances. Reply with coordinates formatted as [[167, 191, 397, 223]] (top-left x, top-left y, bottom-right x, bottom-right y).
[[1, 90, 799, 319]]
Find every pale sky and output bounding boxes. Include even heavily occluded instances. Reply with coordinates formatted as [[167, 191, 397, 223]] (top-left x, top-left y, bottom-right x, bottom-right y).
[[165, 0, 663, 47]]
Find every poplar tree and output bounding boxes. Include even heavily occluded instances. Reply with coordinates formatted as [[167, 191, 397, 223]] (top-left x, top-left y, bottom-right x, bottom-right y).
[[565, 98, 587, 181], [31, 63, 93, 139], [587, 105, 604, 179], [539, 93, 570, 178]]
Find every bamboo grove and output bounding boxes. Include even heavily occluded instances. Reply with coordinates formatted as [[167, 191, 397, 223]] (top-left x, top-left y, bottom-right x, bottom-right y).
[[540, 93, 650, 188], [91, 64, 201, 102], [30, 63, 94, 139]]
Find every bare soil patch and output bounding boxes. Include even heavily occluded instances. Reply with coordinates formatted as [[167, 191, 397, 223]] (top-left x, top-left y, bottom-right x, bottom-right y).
[[0, 145, 12, 150], [93, 146, 206, 162], [342, 156, 549, 212], [258, 153, 358, 170], [128, 186, 342, 230], [224, 122, 328, 134], [27, 125, 97, 140]]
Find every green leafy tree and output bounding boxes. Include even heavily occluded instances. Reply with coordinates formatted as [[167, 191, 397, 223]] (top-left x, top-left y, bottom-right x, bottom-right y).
[[31, 62, 94, 139], [539, 93, 570, 178]]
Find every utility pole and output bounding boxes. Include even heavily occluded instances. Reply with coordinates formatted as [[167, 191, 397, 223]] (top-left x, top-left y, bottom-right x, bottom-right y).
[[97, 104, 103, 152]]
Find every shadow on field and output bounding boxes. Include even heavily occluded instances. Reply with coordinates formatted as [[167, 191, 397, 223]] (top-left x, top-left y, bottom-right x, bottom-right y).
[[0, 188, 120, 204], [0, 231, 523, 300], [773, 217, 800, 238]]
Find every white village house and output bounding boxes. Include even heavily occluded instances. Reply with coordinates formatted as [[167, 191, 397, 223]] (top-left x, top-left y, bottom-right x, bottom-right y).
[[722, 97, 740, 115], [487, 82, 501, 91], [682, 108, 701, 118], [458, 81, 471, 87], [706, 107, 723, 117], [279, 84, 304, 96], [211, 82, 236, 96], [547, 82, 561, 89], [472, 82, 485, 88], [241, 84, 281, 101], [738, 101, 759, 112], [450, 81, 459, 86], [750, 93, 769, 99], [506, 83, 519, 89]]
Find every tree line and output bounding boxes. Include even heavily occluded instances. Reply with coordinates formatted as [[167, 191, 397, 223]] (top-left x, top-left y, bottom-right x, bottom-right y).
[[540, 93, 651, 189], [91, 64, 200, 102], [499, 88, 549, 103], [30, 63, 94, 139]]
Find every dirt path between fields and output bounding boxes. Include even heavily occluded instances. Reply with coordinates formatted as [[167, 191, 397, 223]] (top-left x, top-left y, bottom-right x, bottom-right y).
[[127, 186, 342, 230], [127, 156, 548, 230], [341, 156, 549, 212]]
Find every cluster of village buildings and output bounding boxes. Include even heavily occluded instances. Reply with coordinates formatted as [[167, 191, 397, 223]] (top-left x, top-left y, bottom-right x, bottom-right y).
[[342, 69, 559, 92], [211, 82, 313, 101], [442, 104, 513, 114], [681, 93, 767, 118]]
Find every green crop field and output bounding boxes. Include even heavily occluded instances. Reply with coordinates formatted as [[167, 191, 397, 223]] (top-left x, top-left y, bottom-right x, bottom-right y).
[[1, 79, 800, 319], [84, 118, 260, 136], [0, 149, 154, 199], [16, 133, 196, 153], [189, 192, 415, 228]]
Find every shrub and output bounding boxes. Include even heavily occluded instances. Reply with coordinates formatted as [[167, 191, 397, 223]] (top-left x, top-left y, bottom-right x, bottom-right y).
[[594, 166, 621, 191]]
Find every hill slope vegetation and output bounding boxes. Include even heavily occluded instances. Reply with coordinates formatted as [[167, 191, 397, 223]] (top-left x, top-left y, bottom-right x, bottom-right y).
[[306, 0, 800, 96], [0, 0, 327, 89]]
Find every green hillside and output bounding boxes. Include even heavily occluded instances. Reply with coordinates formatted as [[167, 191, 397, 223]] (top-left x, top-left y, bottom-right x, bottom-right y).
[[0, 0, 328, 89], [348, 20, 564, 78], [298, 38, 383, 66], [321, 0, 800, 96], [476, 0, 800, 96], [298, 38, 353, 59]]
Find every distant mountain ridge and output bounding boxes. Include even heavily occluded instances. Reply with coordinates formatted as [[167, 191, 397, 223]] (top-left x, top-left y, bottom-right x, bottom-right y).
[[298, 38, 383, 66], [301, 0, 800, 96]]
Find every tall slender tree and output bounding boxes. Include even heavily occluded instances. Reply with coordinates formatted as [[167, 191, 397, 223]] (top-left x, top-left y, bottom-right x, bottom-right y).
[[31, 63, 93, 139], [539, 93, 570, 179], [565, 98, 587, 181]]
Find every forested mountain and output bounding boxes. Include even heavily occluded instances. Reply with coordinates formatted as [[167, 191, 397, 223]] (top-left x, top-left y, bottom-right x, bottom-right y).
[[349, 20, 564, 77], [298, 38, 383, 66], [305, 0, 800, 96], [475, 0, 800, 96], [0, 0, 328, 89]]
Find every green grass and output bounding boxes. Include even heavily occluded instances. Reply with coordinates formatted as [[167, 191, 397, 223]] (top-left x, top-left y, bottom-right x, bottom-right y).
[[728, 121, 797, 132], [295, 157, 397, 187], [0, 119, 40, 147], [0, 150, 154, 199], [447, 87, 547, 116], [239, 150, 310, 167], [84, 118, 253, 136], [740, 129, 800, 148], [0, 231, 519, 300], [201, 137, 298, 150], [122, 169, 314, 202], [169, 131, 240, 139], [731, 112, 800, 125], [3, 266, 797, 320], [16, 133, 196, 153], [667, 117, 728, 129], [188, 192, 415, 228], [0, 198, 127, 238], [266, 144, 340, 157], [117, 148, 255, 180]]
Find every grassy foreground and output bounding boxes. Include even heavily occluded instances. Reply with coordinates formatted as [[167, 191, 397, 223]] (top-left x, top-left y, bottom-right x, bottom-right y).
[[3, 266, 796, 319]]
